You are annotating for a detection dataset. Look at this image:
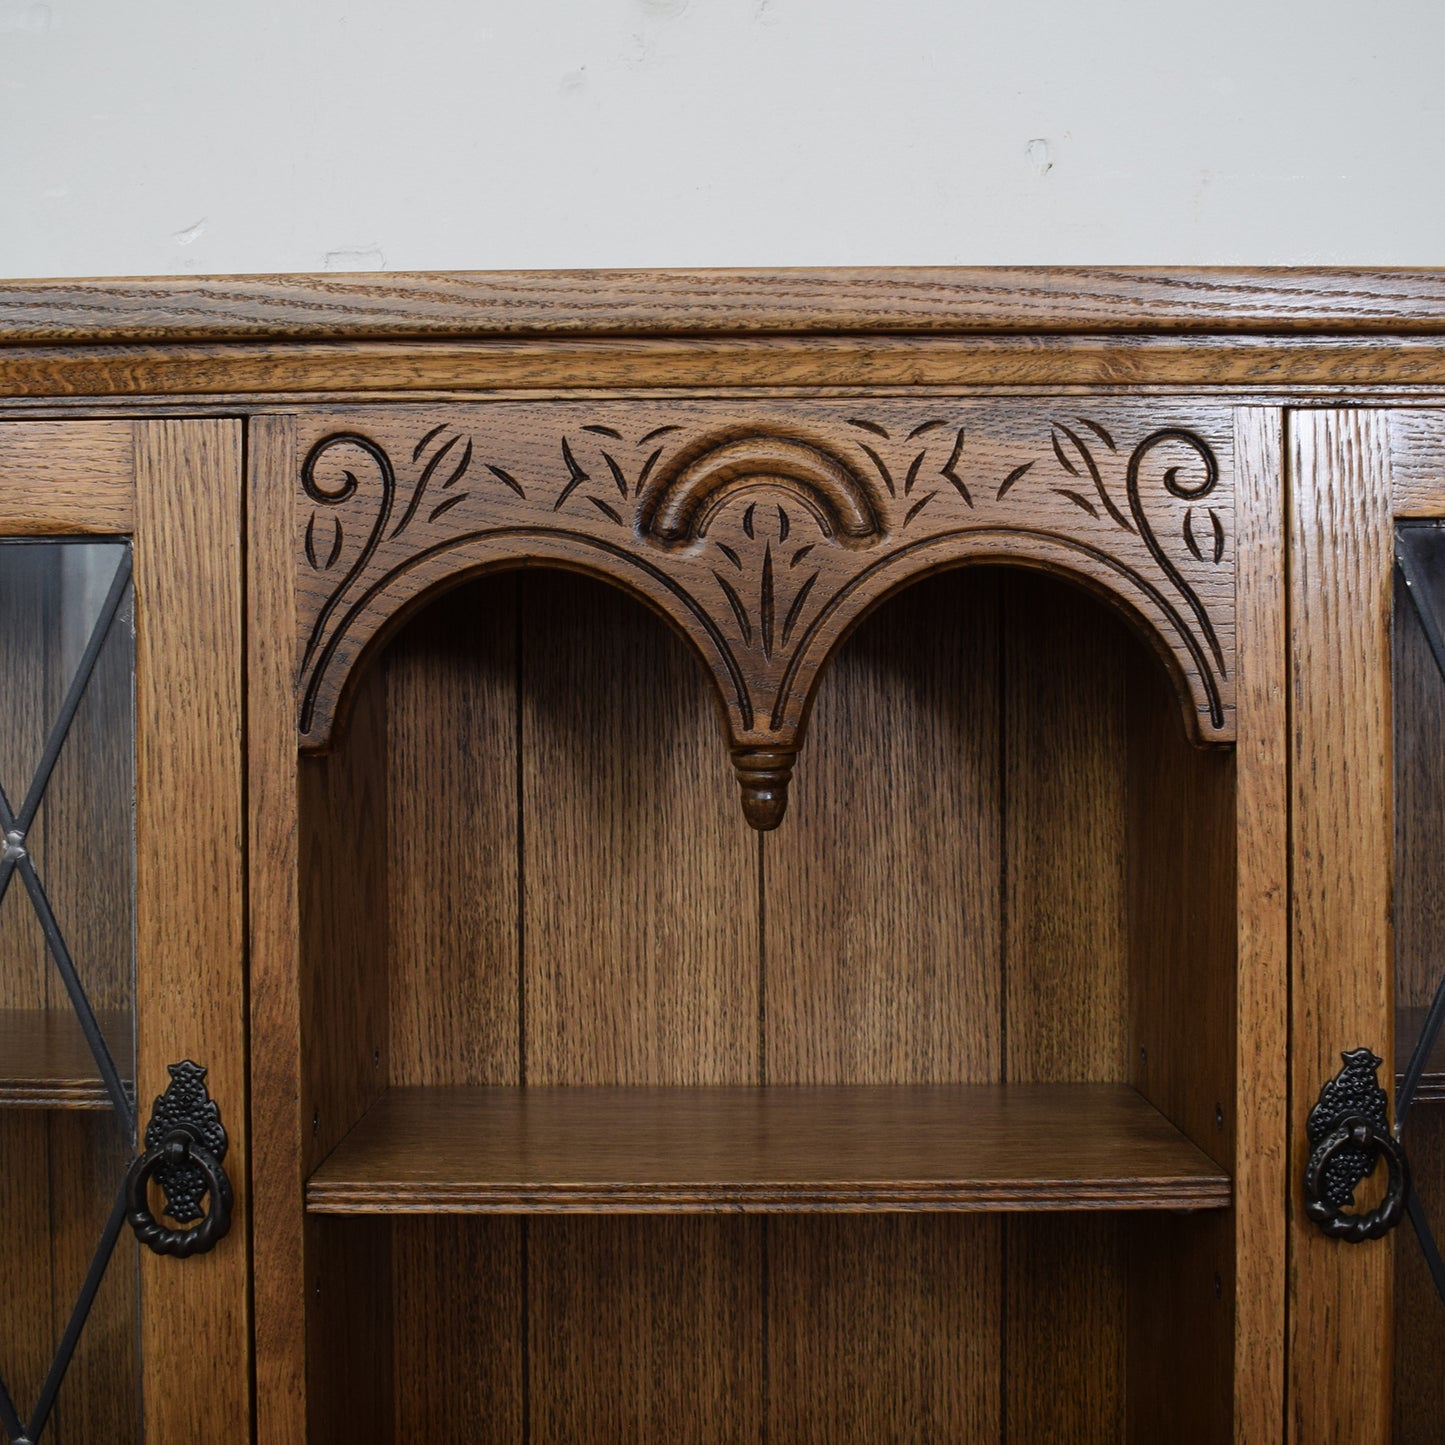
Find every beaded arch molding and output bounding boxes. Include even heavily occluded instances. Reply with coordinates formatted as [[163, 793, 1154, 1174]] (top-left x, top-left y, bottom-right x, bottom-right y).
[[294, 399, 1237, 828]]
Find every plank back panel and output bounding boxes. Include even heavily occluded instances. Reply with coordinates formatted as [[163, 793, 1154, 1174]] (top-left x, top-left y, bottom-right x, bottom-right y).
[[521, 570, 758, 1086], [763, 569, 1003, 1441], [1124, 654, 1236, 1445], [521, 572, 759, 1437], [381, 577, 523, 1440], [391, 1217, 524, 1445], [768, 1214, 998, 1445], [385, 577, 519, 1089], [529, 1216, 763, 1445], [1003, 571, 1130, 1445]]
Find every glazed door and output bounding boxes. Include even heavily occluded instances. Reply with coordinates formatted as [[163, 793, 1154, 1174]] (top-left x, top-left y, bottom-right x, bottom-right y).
[[0, 422, 247, 1443], [1290, 409, 1445, 1445]]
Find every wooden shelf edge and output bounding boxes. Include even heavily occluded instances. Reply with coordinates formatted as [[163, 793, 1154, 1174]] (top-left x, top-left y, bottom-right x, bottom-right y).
[[0, 1008, 134, 1113], [0, 1082, 116, 1110], [1395, 1004, 1445, 1105], [305, 1082, 1232, 1217], [306, 1182, 1233, 1215]]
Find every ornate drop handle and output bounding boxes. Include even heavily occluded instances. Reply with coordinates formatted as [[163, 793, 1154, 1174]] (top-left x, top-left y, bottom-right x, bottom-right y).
[[123, 1060, 233, 1258], [1303, 1048, 1410, 1243]]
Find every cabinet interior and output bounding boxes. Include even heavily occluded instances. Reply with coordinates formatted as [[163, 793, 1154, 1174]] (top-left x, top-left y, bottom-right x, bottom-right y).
[[1393, 532, 1445, 1440], [297, 563, 1238, 1444], [0, 540, 139, 1443]]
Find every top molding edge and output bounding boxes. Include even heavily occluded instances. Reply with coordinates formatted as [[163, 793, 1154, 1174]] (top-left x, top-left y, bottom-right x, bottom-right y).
[[4, 267, 1445, 345]]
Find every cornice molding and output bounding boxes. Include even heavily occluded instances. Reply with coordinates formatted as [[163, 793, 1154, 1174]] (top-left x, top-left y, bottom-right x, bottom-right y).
[[4, 267, 1445, 346]]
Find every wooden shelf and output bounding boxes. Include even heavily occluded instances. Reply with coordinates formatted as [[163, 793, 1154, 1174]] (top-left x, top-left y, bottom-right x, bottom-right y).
[[306, 1083, 1231, 1215], [0, 1007, 133, 1109], [1397, 1006, 1445, 1104]]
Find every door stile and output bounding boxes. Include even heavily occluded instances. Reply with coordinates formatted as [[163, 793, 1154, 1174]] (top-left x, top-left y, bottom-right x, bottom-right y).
[[1287, 409, 1396, 1445], [133, 419, 251, 1441]]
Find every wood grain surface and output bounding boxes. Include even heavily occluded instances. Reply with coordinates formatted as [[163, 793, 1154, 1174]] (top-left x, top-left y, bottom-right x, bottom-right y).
[[0, 421, 132, 533], [1393, 1105, 1445, 1442], [133, 419, 250, 1442], [306, 1083, 1230, 1213], [529, 1215, 763, 1445], [763, 570, 1001, 1086], [291, 400, 1238, 839], [390, 1217, 523, 1444], [290, 546, 1249, 1438], [13, 334, 1445, 400], [6, 268, 1445, 343], [520, 573, 758, 1084], [0, 1008, 133, 1109], [1288, 409, 1396, 1445], [1228, 407, 1290, 1445], [768, 1213, 999, 1445], [1389, 409, 1445, 516], [246, 415, 308, 1445], [1002, 573, 1133, 1444], [384, 579, 519, 1089], [759, 571, 1005, 1442]]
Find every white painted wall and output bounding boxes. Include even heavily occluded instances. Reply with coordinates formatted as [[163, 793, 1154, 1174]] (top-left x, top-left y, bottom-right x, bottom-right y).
[[2, 0, 1442, 279]]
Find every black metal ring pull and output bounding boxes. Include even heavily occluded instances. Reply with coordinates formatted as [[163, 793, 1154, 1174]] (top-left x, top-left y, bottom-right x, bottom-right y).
[[1304, 1047, 1411, 1244], [1304, 1114, 1410, 1242], [124, 1127, 233, 1257], [124, 1059, 232, 1258]]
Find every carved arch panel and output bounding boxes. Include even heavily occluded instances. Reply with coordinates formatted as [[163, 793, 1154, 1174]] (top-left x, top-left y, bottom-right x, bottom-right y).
[[292, 400, 1236, 828]]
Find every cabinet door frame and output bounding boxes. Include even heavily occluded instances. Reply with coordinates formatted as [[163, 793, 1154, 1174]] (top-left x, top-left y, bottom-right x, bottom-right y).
[[1285, 407, 1445, 1444], [0, 418, 251, 1442]]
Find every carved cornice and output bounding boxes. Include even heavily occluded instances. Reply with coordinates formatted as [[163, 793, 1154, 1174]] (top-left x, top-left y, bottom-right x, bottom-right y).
[[294, 400, 1234, 828]]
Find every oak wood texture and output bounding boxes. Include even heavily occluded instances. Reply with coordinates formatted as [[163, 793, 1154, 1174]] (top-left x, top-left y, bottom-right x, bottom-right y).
[[8, 268, 1445, 343], [1123, 628, 1237, 1445], [13, 271, 1443, 1443], [767, 1213, 998, 1445], [1288, 409, 1396, 1445], [390, 1217, 523, 1444], [529, 1216, 763, 1445], [1395, 1008, 1445, 1102], [132, 419, 250, 1444], [1388, 409, 1445, 516], [293, 401, 1236, 832], [384, 578, 518, 1089], [0, 1111, 141, 1444], [519, 578, 761, 1437], [246, 415, 308, 1445], [305, 1215, 392, 1445], [1227, 407, 1291, 1445], [306, 1083, 1230, 1213], [297, 665, 395, 1444], [290, 552, 1246, 1440], [17, 334, 1445, 400], [0, 1008, 132, 1108], [1001, 576, 1132, 1444], [760, 571, 1003, 1444], [0, 421, 132, 533], [1393, 1105, 1445, 1442], [763, 570, 1001, 1086], [520, 573, 758, 1083]]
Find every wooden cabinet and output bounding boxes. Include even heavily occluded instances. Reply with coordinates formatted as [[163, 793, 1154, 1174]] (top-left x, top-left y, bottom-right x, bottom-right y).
[[0, 422, 248, 1442], [3, 269, 1445, 1442]]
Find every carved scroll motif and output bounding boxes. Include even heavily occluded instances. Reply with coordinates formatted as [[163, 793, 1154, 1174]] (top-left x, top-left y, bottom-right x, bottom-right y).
[[294, 403, 1234, 829]]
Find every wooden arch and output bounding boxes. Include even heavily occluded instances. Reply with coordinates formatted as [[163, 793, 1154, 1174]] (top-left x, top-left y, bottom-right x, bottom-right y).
[[294, 400, 1236, 828]]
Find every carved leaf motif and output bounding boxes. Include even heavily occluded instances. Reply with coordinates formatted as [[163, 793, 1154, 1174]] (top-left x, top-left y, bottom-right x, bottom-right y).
[[1050, 421, 1130, 530]]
